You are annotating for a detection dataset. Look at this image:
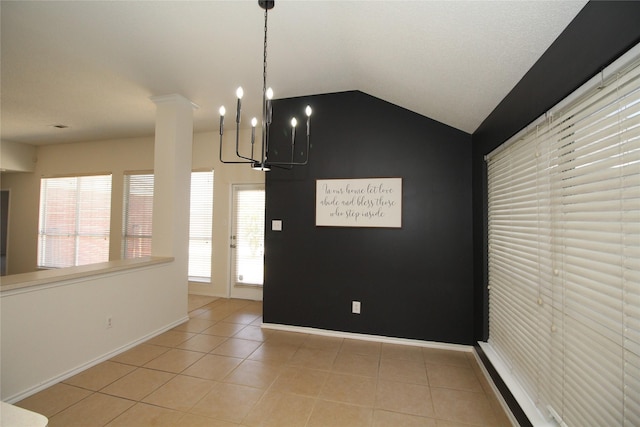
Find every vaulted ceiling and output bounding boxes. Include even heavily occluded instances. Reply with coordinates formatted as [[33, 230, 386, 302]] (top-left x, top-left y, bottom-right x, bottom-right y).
[[1, 1, 587, 146]]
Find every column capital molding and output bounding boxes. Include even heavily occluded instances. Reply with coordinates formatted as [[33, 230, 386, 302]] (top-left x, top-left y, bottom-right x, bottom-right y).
[[150, 94, 199, 110]]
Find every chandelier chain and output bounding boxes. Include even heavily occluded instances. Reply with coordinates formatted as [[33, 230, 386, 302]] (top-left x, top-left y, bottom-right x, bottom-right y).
[[218, 1, 311, 171], [263, 8, 268, 97]]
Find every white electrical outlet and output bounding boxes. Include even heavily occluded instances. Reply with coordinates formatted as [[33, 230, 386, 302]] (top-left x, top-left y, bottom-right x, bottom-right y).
[[352, 301, 361, 314], [106, 316, 113, 329]]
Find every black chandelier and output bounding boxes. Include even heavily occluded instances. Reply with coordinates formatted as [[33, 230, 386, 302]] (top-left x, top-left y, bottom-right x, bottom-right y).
[[218, 0, 312, 172]]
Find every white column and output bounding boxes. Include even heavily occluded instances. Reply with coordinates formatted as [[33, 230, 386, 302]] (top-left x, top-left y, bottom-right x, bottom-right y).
[[150, 95, 198, 279]]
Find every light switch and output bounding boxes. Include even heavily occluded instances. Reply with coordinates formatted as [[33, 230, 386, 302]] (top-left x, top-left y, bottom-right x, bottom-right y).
[[272, 219, 282, 231]]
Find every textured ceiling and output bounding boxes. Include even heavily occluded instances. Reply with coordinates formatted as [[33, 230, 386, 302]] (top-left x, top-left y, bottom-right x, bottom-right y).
[[1, 0, 588, 146]]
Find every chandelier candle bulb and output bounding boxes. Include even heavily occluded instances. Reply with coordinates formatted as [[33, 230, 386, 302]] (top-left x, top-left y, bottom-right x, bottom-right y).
[[266, 88, 273, 124], [306, 106, 312, 136], [251, 118, 258, 146], [291, 117, 297, 144], [219, 106, 225, 135], [236, 87, 243, 123]]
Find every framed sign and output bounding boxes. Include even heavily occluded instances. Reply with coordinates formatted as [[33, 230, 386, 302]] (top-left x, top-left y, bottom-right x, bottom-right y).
[[316, 178, 402, 228]]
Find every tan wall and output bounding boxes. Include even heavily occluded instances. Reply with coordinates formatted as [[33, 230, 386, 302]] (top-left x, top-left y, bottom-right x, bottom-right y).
[[0, 140, 37, 172], [0, 131, 264, 296], [192, 130, 265, 297]]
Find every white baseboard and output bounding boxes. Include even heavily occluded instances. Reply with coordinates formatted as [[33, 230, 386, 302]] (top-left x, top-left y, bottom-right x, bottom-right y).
[[260, 324, 524, 425], [261, 322, 472, 352], [187, 285, 221, 296], [5, 316, 189, 404]]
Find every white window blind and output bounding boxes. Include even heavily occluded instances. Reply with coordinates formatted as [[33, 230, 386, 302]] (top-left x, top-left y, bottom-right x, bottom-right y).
[[232, 184, 265, 285], [122, 173, 154, 259], [189, 170, 214, 281], [38, 174, 112, 268], [486, 47, 640, 427]]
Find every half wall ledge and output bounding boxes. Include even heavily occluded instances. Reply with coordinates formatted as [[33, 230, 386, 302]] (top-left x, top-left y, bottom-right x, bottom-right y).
[[1, 256, 174, 293]]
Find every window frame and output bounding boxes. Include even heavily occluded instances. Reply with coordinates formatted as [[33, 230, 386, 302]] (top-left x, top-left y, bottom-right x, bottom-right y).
[[38, 173, 113, 269], [122, 171, 154, 259], [188, 170, 215, 282]]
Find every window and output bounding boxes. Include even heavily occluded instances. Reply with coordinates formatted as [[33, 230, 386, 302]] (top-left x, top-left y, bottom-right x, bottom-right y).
[[122, 173, 154, 259], [189, 170, 214, 281], [121, 170, 215, 278], [485, 49, 640, 426], [38, 174, 112, 268]]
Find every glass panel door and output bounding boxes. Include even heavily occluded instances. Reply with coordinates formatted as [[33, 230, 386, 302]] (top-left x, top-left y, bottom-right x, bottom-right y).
[[230, 184, 265, 300]]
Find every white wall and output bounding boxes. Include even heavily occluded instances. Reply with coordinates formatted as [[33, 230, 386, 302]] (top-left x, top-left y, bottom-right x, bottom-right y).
[[0, 136, 156, 274], [0, 260, 183, 402]]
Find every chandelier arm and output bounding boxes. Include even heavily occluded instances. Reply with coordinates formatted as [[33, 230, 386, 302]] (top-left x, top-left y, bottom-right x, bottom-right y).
[[233, 119, 260, 162], [219, 132, 254, 164], [264, 121, 270, 164], [251, 131, 256, 160], [266, 133, 310, 166], [290, 137, 295, 166], [269, 164, 294, 170], [218, 124, 261, 164]]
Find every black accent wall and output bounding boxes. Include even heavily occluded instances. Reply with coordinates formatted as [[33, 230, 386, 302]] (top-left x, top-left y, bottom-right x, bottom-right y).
[[264, 91, 474, 345], [263, 0, 640, 350]]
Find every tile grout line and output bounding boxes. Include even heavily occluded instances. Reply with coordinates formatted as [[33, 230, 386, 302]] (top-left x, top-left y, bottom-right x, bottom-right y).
[[25, 297, 513, 426]]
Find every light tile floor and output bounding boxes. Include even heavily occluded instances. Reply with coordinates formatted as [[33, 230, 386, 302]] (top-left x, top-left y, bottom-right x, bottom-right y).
[[16, 296, 513, 426]]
